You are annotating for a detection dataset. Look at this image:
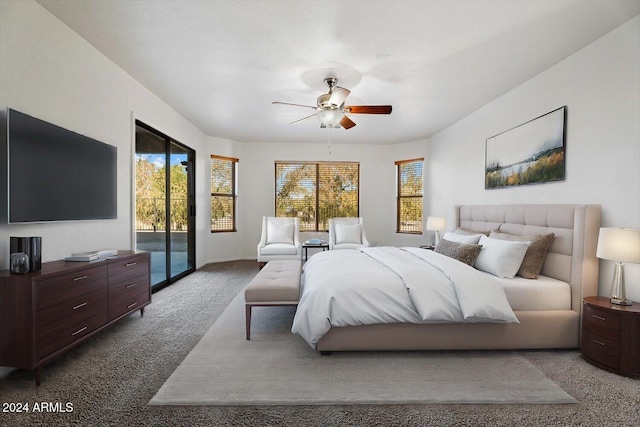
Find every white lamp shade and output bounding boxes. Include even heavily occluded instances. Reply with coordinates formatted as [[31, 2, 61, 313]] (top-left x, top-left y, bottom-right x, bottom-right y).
[[426, 216, 446, 231], [596, 228, 640, 263]]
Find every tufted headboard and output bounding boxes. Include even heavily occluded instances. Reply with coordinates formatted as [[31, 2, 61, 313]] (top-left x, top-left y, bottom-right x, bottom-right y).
[[455, 204, 601, 313]]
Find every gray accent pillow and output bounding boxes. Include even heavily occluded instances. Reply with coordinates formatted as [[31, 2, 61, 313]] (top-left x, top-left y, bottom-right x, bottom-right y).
[[454, 227, 492, 236], [435, 239, 482, 266], [489, 231, 555, 279]]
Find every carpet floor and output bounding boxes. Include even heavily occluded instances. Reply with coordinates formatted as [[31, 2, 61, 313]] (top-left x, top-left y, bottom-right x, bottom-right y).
[[1, 260, 638, 426]]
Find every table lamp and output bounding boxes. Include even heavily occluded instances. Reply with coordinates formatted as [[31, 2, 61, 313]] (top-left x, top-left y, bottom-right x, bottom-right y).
[[596, 227, 640, 305], [426, 216, 447, 245]]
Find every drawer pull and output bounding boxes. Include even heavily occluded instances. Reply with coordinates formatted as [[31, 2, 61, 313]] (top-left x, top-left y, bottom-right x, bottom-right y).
[[73, 275, 88, 281], [72, 326, 88, 336], [72, 302, 88, 310], [591, 339, 606, 346], [592, 314, 606, 321], [127, 302, 138, 309], [125, 262, 137, 267], [126, 283, 137, 289]]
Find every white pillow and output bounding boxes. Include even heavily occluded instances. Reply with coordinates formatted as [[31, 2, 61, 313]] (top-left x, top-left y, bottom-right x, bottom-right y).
[[443, 232, 482, 245], [474, 235, 530, 278], [266, 220, 294, 245], [335, 223, 362, 245]]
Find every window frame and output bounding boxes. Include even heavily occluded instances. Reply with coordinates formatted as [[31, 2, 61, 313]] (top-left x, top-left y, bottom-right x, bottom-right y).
[[274, 160, 360, 232], [395, 158, 424, 234], [210, 154, 239, 233]]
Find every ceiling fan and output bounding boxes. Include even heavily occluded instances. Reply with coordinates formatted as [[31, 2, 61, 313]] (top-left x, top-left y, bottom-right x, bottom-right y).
[[272, 77, 392, 130]]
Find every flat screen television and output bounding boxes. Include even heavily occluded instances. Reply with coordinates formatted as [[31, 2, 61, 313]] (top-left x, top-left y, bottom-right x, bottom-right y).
[[6, 108, 117, 223]]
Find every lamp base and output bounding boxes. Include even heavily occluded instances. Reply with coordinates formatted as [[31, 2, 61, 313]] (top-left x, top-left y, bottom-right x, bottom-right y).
[[610, 297, 632, 306], [609, 262, 631, 306]]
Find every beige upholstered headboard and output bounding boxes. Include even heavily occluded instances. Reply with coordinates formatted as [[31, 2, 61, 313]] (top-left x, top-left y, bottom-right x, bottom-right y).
[[455, 204, 601, 312]]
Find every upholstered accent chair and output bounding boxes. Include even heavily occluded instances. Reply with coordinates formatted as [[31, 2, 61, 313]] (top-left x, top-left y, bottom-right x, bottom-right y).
[[257, 216, 302, 266], [328, 217, 370, 250]]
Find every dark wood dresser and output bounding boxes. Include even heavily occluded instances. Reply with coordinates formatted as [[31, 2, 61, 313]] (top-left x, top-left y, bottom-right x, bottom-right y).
[[0, 251, 150, 385], [581, 296, 640, 378]]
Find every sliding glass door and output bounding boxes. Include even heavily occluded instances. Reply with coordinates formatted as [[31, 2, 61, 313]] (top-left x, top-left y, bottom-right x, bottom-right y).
[[135, 121, 195, 290], [168, 141, 192, 279]]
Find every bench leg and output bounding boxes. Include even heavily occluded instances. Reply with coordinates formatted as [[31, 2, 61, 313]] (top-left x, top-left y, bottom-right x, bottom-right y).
[[245, 305, 252, 340]]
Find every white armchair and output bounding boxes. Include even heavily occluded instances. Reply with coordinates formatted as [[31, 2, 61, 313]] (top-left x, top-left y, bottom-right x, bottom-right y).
[[328, 217, 370, 250], [257, 216, 302, 266]]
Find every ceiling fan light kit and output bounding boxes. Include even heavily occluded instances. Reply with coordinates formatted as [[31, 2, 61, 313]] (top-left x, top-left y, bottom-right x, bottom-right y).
[[317, 109, 344, 127], [273, 77, 392, 130]]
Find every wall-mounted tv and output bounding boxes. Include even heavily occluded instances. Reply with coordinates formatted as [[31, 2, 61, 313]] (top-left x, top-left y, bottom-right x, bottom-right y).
[[6, 108, 117, 223]]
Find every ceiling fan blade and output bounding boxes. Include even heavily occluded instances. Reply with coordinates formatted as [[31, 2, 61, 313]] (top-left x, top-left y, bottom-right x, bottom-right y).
[[346, 105, 392, 114], [339, 115, 356, 129], [328, 87, 350, 106], [289, 113, 317, 125], [272, 101, 318, 110]]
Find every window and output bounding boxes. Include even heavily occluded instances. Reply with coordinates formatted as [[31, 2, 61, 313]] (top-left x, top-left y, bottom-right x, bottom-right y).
[[275, 161, 359, 231], [396, 158, 424, 234], [211, 155, 238, 232]]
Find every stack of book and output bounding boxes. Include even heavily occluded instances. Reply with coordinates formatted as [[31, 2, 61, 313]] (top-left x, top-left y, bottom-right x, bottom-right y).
[[65, 249, 118, 262], [304, 239, 326, 245]]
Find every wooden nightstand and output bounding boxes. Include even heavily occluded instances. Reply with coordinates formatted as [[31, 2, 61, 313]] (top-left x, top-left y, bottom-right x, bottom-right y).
[[581, 296, 640, 378]]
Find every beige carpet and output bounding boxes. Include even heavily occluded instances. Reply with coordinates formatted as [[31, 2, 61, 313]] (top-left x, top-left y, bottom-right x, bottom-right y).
[[149, 289, 575, 406]]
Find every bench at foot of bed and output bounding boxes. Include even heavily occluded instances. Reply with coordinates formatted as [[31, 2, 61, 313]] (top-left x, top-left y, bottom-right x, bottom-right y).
[[244, 260, 301, 340]]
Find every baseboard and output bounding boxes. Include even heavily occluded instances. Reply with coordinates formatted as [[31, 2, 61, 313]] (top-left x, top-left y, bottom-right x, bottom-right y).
[[198, 258, 258, 268]]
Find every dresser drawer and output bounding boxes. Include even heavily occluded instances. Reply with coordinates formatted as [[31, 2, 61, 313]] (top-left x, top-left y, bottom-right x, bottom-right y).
[[583, 303, 621, 334], [37, 287, 108, 337], [36, 265, 108, 310], [108, 285, 150, 321], [109, 272, 149, 294], [38, 311, 108, 360], [582, 329, 620, 371], [108, 254, 149, 281]]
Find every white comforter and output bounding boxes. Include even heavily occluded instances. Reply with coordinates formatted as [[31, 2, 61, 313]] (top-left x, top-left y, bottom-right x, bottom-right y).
[[291, 247, 519, 348]]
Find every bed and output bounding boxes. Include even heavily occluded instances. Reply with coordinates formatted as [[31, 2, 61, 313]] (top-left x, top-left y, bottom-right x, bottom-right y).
[[292, 204, 601, 353]]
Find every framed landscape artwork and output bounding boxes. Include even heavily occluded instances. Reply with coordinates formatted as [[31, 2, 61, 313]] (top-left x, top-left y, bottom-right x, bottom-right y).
[[485, 106, 566, 189]]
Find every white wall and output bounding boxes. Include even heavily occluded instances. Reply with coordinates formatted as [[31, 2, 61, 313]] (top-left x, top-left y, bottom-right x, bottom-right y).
[[425, 16, 640, 300], [0, 0, 636, 381], [222, 140, 401, 260], [1, 0, 637, 299], [204, 134, 433, 261], [205, 135, 243, 262], [0, 0, 210, 269], [384, 139, 432, 247], [208, 16, 640, 278]]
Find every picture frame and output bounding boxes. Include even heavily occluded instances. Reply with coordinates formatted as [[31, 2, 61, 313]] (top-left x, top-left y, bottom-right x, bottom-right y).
[[485, 106, 566, 189]]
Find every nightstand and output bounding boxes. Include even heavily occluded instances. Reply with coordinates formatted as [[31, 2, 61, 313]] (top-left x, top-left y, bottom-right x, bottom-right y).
[[581, 296, 640, 378]]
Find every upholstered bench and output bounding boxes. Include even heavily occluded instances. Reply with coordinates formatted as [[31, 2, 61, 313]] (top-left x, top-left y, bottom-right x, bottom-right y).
[[244, 260, 301, 340]]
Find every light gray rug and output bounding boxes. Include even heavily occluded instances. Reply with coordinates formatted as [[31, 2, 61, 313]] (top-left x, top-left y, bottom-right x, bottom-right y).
[[150, 289, 575, 406]]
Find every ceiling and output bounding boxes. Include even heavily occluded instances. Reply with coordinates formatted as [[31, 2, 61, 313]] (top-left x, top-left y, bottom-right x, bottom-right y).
[[36, 0, 639, 145]]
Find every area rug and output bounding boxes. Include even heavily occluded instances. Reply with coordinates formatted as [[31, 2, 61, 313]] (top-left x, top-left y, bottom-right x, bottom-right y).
[[149, 289, 576, 406]]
